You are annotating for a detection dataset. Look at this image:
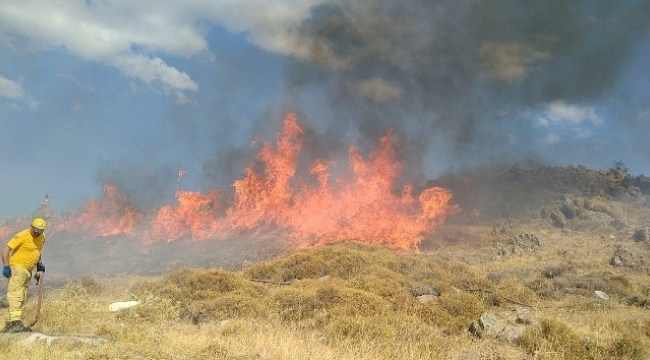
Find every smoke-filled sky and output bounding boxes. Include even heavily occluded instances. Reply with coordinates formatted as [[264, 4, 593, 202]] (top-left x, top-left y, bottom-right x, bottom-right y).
[[1, 0, 649, 219]]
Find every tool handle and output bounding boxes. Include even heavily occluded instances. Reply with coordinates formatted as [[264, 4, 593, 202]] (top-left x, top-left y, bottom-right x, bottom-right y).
[[28, 272, 45, 328]]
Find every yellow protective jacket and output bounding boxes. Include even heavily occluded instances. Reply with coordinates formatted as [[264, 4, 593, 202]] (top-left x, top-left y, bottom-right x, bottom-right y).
[[7, 229, 45, 271]]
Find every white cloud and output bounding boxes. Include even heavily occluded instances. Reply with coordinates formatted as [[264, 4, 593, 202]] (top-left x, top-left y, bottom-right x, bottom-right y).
[[0, 2, 208, 58], [111, 54, 198, 92], [534, 101, 604, 128], [542, 101, 603, 126], [204, 0, 324, 58], [174, 91, 194, 106], [533, 101, 603, 142], [0, 1, 324, 97], [0, 73, 23, 99]]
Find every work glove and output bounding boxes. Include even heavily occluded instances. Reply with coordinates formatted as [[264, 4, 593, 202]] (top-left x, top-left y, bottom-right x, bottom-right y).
[[34, 261, 45, 284], [2, 266, 10, 278]]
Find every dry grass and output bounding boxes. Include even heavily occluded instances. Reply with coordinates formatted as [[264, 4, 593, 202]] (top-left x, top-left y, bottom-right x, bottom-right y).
[[2, 229, 650, 360]]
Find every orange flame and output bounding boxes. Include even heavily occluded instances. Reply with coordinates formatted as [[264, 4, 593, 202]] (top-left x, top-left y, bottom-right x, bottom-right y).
[[53, 183, 139, 238], [0, 113, 458, 250], [148, 189, 222, 243]]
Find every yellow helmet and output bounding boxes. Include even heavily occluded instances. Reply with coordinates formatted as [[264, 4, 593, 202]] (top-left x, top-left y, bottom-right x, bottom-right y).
[[31, 218, 47, 233]]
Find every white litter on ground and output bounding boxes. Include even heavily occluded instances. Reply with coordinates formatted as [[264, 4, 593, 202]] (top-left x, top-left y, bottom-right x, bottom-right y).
[[108, 300, 140, 312]]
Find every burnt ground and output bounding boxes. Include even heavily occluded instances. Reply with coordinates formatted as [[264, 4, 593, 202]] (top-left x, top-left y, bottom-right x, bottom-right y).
[[42, 232, 292, 283], [0, 233, 292, 301]]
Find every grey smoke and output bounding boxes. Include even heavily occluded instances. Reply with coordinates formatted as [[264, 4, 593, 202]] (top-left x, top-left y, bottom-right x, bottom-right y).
[[269, 0, 650, 178]]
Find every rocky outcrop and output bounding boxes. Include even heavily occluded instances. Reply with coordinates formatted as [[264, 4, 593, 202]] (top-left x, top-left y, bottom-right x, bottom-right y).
[[609, 246, 645, 269], [633, 228, 649, 243], [494, 234, 542, 257], [468, 307, 533, 344]]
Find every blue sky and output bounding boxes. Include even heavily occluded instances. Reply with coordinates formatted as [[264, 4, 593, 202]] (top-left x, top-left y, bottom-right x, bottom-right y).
[[1, 1, 649, 219]]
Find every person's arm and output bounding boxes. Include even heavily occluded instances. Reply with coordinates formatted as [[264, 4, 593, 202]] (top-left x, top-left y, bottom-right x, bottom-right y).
[[1, 245, 10, 266], [2, 245, 11, 278]]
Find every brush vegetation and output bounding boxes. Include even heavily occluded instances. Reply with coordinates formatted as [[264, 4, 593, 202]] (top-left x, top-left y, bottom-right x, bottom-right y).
[[3, 221, 650, 360]]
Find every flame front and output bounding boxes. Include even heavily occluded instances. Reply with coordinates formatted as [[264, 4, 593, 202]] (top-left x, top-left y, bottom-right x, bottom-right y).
[[149, 189, 222, 243], [1, 113, 457, 250], [53, 183, 139, 237]]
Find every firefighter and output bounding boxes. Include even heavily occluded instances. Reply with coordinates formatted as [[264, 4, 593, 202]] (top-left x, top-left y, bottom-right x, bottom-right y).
[[1, 218, 47, 333]]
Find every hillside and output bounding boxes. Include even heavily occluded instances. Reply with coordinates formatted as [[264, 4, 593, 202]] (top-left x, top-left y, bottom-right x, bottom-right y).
[[2, 164, 650, 359], [30, 163, 650, 279]]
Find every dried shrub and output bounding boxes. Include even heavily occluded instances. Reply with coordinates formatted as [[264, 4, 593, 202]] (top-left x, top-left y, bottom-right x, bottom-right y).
[[580, 335, 647, 360], [323, 315, 396, 342], [413, 291, 485, 335], [552, 272, 632, 297], [267, 275, 417, 345], [242, 242, 402, 283], [271, 287, 319, 322], [415, 301, 455, 330], [440, 262, 494, 290], [313, 284, 340, 302], [495, 280, 537, 304], [437, 291, 485, 331], [391, 316, 438, 342], [218, 320, 248, 336], [79, 276, 104, 295], [347, 266, 412, 309], [126, 268, 266, 323], [386, 253, 430, 275], [520, 318, 585, 358], [541, 264, 572, 279], [278, 252, 326, 281], [319, 249, 372, 279], [117, 295, 179, 323], [194, 342, 230, 360], [486, 271, 506, 283], [409, 283, 441, 297], [328, 288, 391, 317], [525, 277, 555, 295], [584, 197, 621, 219], [147, 268, 264, 299], [41, 280, 104, 333], [178, 291, 268, 323], [242, 262, 276, 281], [601, 337, 646, 360]]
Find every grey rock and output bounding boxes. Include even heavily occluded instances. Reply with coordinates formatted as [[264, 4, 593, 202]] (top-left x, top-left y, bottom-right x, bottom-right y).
[[468, 312, 497, 338]]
